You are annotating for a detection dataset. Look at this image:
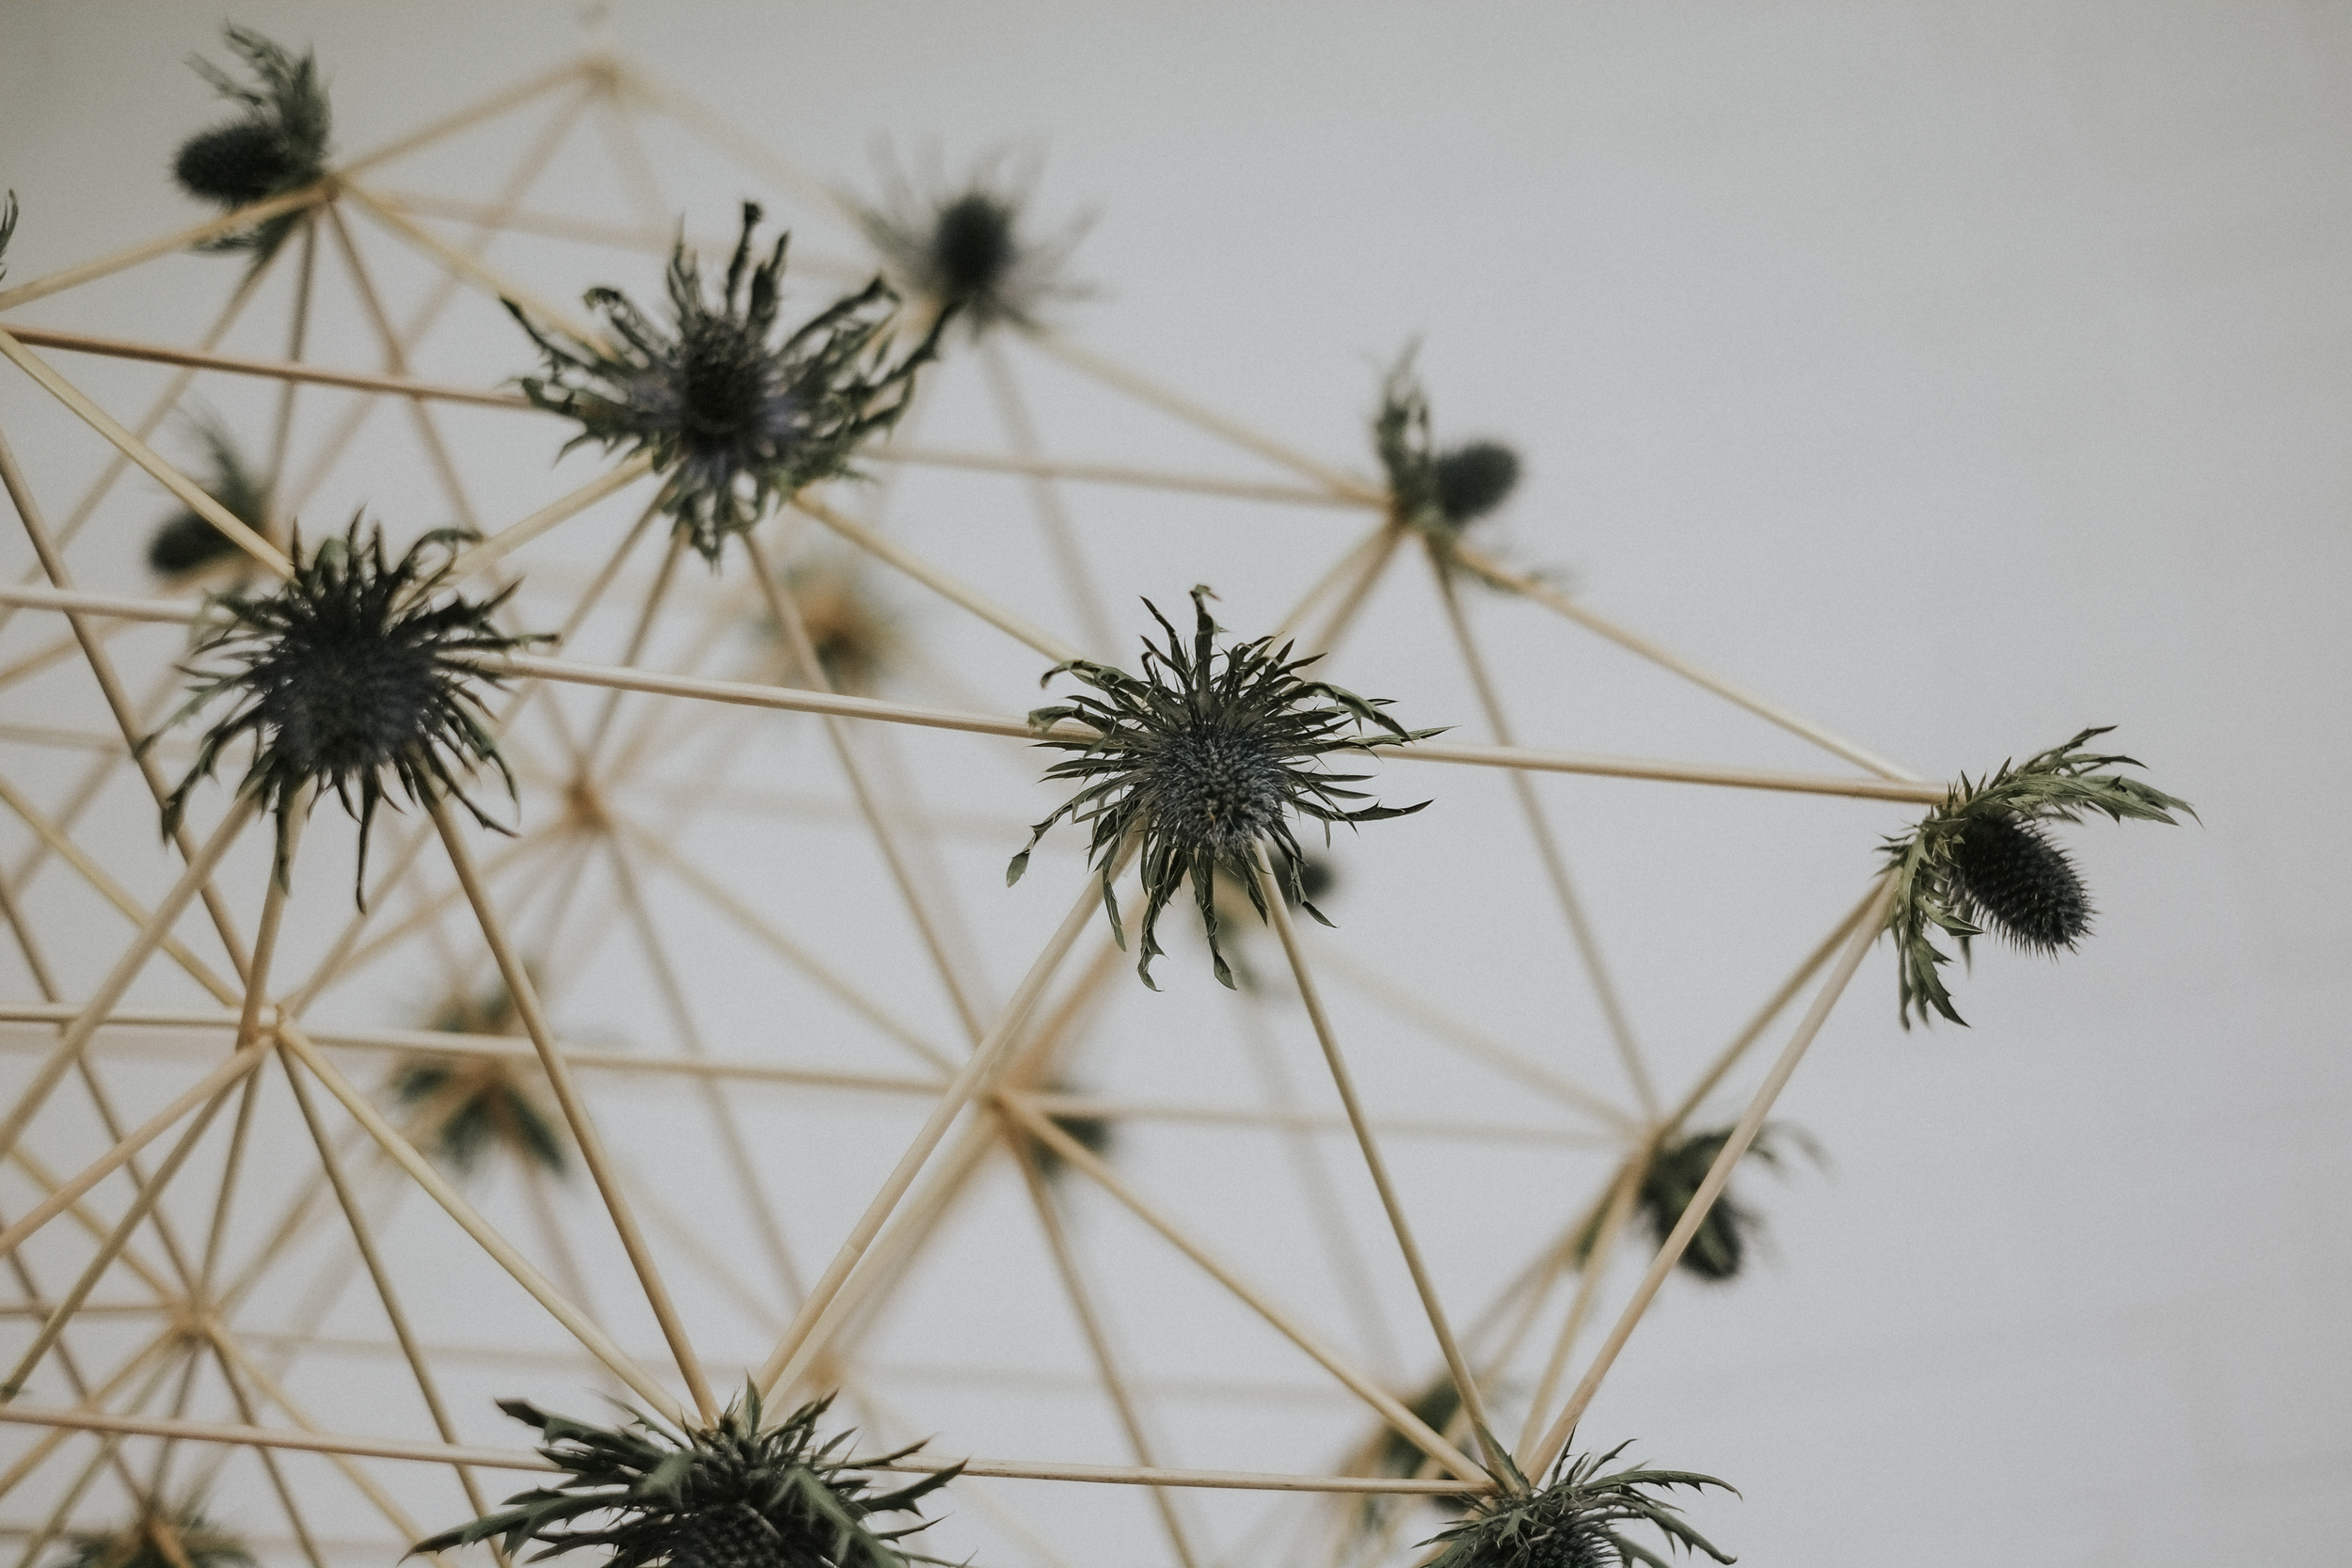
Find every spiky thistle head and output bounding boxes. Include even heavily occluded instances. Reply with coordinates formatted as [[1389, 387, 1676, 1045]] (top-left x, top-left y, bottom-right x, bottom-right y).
[[513, 204, 946, 564], [1577, 1124, 1820, 1285], [172, 26, 329, 260], [1881, 726, 2194, 1028], [411, 1387, 961, 1568], [1008, 586, 1438, 989], [852, 147, 1092, 337], [153, 517, 546, 903], [150, 413, 270, 580], [1421, 1441, 1736, 1568], [51, 1506, 255, 1568], [1376, 350, 1523, 550]]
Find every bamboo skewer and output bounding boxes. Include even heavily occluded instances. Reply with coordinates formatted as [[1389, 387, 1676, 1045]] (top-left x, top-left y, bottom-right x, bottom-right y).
[[1253, 855, 1502, 1476], [9, 1148, 176, 1302], [0, 330, 535, 408], [339, 56, 593, 178], [870, 442, 1370, 510], [262, 216, 319, 544], [1003, 1100, 1487, 1487], [1007, 1138, 1201, 1568], [273, 1020, 684, 1419], [1433, 559, 1658, 1117], [1514, 1154, 1645, 1461], [792, 494, 1085, 667], [427, 794, 717, 1423], [1524, 873, 1898, 1477], [341, 181, 601, 346], [753, 847, 1134, 1402], [446, 452, 660, 584], [0, 185, 330, 314], [0, 329, 293, 578], [977, 337, 1121, 659]]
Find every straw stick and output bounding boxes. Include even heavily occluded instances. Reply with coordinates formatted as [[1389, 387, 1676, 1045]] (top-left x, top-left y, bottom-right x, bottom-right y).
[[0, 330, 293, 577], [1254, 855, 1502, 1473], [870, 442, 1369, 510], [977, 338, 1120, 658], [0, 184, 329, 313], [341, 181, 601, 344], [262, 216, 318, 542], [753, 847, 1133, 1401], [1026, 331, 1381, 500], [0, 325, 536, 409], [10, 1148, 176, 1300], [1007, 1138, 1200, 1568], [1524, 873, 1897, 1476], [340, 57, 592, 177], [1434, 560, 1657, 1117], [1303, 520, 1404, 659], [1514, 1154, 1645, 1459], [274, 1020, 683, 1418], [0, 796, 257, 1170], [1450, 540, 1922, 783], [446, 452, 658, 584], [792, 494, 1084, 666], [611, 58, 853, 221], [1005, 1100, 1487, 1486], [428, 795, 716, 1422]]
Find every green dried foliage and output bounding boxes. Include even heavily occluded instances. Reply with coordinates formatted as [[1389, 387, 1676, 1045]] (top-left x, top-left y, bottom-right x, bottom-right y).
[[1881, 727, 2194, 1027], [152, 518, 545, 903], [1577, 1125, 1819, 1285], [50, 1507, 255, 1568], [412, 1388, 960, 1568], [1375, 350, 1523, 577], [149, 415, 270, 579], [172, 26, 329, 261], [852, 148, 1091, 337], [772, 561, 898, 694], [1371, 1375, 1477, 1503], [391, 980, 568, 1178], [1421, 1439, 1735, 1568], [0, 192, 17, 281], [511, 204, 946, 563], [1007, 586, 1438, 990]]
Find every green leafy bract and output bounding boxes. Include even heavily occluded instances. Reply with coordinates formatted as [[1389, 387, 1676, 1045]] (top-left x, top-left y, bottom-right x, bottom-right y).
[[1880, 727, 2193, 1027], [411, 1388, 960, 1568], [1420, 1438, 1736, 1568], [1008, 586, 1439, 990], [172, 25, 330, 261]]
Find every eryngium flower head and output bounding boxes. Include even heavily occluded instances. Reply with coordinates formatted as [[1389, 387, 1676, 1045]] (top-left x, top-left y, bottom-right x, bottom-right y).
[[512, 204, 945, 563], [1008, 586, 1437, 990], [0, 192, 17, 282], [171, 26, 329, 260], [1421, 1441, 1735, 1568], [53, 1508, 255, 1568], [410, 1388, 959, 1568], [1578, 1124, 1819, 1285], [1881, 726, 2194, 1027], [150, 414, 269, 579], [157, 518, 544, 901], [1376, 351, 1523, 537], [853, 148, 1092, 336]]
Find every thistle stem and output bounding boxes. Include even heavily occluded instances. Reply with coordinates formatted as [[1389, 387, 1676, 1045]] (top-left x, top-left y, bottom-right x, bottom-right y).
[[1253, 851, 1505, 1479], [1526, 872, 1898, 1477]]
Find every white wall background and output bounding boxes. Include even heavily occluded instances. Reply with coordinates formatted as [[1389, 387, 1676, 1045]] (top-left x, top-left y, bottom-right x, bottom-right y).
[[2, 4, 2348, 1564]]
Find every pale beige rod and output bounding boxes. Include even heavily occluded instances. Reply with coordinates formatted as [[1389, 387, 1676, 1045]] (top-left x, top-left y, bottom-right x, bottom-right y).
[[792, 495, 1085, 667], [445, 452, 659, 583], [0, 796, 258, 1170], [0, 328, 536, 410], [1255, 854, 1502, 1475], [0, 1403, 1486, 1496], [0, 330, 293, 578], [1522, 872, 1898, 1478], [274, 1022, 686, 1421], [1514, 1153, 1645, 1457], [754, 847, 1134, 1401], [1006, 1101, 1487, 1488], [869, 443, 1371, 511], [0, 588, 1948, 802], [0, 185, 328, 313], [1451, 539, 1923, 783], [338, 56, 592, 176], [428, 796, 717, 1423], [341, 181, 601, 345]]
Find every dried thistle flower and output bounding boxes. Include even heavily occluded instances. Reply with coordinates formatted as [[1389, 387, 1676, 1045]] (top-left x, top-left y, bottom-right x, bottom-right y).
[[1369, 1374, 1478, 1510], [768, 559, 898, 693], [0, 192, 17, 281], [852, 147, 1092, 337], [390, 980, 567, 1178], [1421, 1440, 1735, 1568], [1017, 1077, 1114, 1188], [1007, 586, 1438, 990], [1578, 1125, 1820, 1285], [154, 518, 544, 901], [51, 1506, 255, 1568], [1881, 727, 2194, 1027], [171, 25, 329, 260], [512, 204, 945, 564], [411, 1388, 960, 1568], [149, 414, 269, 580], [1375, 350, 1523, 546]]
